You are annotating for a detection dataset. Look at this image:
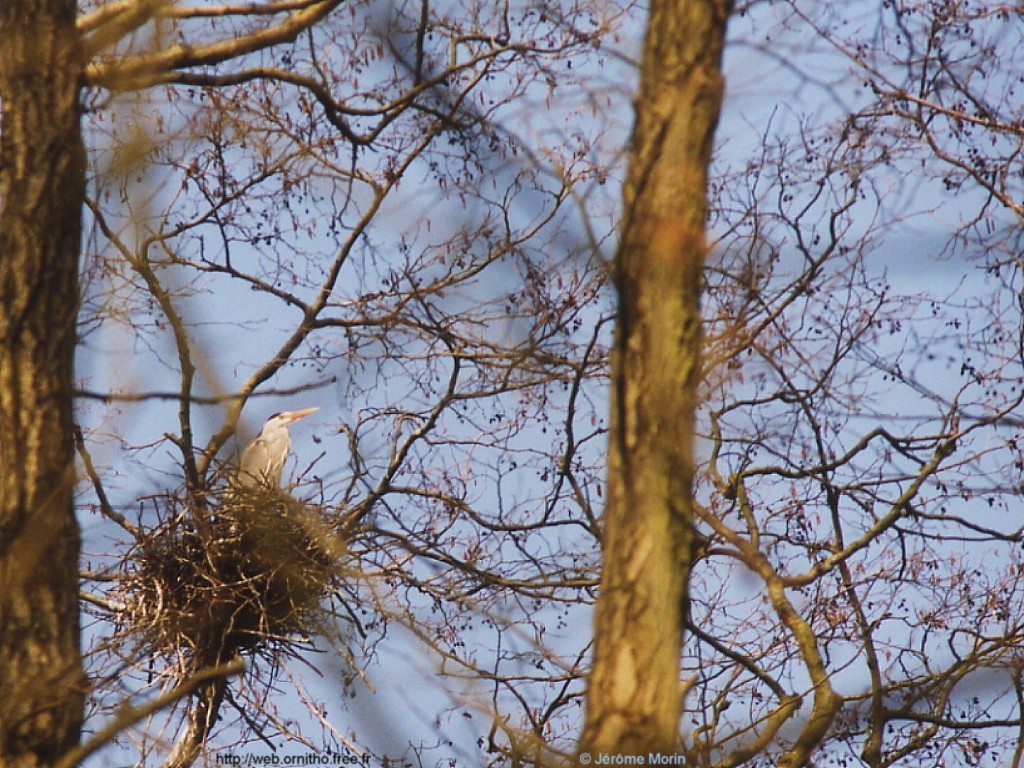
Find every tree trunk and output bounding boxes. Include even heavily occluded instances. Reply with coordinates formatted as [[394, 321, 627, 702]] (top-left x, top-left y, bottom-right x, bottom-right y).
[[580, 0, 731, 757], [162, 677, 229, 768], [0, 2, 86, 766]]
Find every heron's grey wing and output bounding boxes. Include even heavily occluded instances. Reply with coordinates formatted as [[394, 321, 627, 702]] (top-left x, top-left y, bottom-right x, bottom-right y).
[[238, 437, 272, 487]]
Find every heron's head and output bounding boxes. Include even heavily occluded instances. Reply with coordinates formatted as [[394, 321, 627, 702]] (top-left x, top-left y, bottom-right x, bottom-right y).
[[263, 408, 319, 433]]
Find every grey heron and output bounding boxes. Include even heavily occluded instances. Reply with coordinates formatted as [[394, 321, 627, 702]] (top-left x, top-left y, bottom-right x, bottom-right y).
[[235, 408, 318, 488]]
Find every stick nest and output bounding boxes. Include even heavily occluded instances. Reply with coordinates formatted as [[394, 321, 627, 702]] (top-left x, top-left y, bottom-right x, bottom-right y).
[[117, 487, 348, 665]]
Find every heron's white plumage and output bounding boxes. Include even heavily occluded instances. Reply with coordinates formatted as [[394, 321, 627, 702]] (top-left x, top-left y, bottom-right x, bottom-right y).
[[235, 408, 318, 488]]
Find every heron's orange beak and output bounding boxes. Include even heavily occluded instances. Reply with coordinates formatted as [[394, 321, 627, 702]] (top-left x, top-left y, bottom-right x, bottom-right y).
[[284, 407, 318, 423]]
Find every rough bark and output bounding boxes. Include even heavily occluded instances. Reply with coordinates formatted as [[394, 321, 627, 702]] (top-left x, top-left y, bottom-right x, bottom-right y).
[[0, 2, 86, 766], [580, 0, 731, 757]]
